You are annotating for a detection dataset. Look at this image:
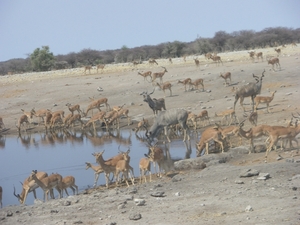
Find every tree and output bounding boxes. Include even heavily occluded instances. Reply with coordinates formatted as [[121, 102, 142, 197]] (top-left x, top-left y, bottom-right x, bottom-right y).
[[30, 46, 55, 71]]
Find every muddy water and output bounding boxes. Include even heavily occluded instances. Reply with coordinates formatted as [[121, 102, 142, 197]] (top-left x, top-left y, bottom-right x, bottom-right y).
[[0, 129, 197, 207]]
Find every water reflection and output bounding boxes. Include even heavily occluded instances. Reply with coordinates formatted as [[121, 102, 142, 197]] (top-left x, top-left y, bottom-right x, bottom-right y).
[[0, 129, 197, 207]]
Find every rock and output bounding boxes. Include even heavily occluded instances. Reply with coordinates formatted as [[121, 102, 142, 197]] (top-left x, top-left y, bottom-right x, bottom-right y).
[[245, 205, 253, 212], [257, 173, 271, 180], [129, 213, 142, 220], [240, 169, 259, 178], [150, 192, 165, 197], [174, 158, 206, 170], [235, 180, 244, 184], [134, 199, 146, 206]]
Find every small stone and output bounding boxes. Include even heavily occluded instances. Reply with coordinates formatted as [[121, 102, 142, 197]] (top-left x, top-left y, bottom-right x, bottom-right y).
[[150, 192, 165, 197], [235, 180, 244, 184], [245, 205, 253, 212], [175, 192, 181, 196], [129, 213, 142, 220]]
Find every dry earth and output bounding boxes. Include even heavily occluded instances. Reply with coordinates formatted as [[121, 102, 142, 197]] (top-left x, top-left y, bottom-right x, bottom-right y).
[[0, 46, 300, 224]]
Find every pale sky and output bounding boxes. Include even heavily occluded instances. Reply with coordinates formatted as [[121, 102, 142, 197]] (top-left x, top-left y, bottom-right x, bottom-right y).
[[0, 0, 299, 62]]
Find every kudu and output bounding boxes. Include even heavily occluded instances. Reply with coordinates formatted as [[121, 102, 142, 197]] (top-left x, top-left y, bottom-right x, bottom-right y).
[[145, 108, 190, 142], [141, 89, 166, 115], [233, 70, 265, 112]]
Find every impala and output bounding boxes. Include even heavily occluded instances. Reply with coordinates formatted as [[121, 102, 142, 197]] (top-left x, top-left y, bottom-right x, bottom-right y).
[[85, 97, 110, 115], [13, 171, 50, 204], [152, 67, 168, 84], [219, 72, 231, 86], [66, 103, 82, 115], [138, 71, 152, 82], [254, 91, 276, 113], [267, 58, 281, 71], [16, 114, 31, 133], [96, 64, 105, 73], [191, 78, 204, 91], [0, 116, 5, 129], [146, 144, 164, 177], [57, 176, 78, 197], [215, 109, 239, 126], [29, 170, 62, 202], [21, 108, 35, 123], [85, 162, 104, 187], [115, 150, 135, 187], [134, 118, 149, 134], [177, 78, 192, 92], [139, 158, 151, 183], [83, 65, 92, 75], [156, 81, 172, 97], [209, 55, 223, 66], [32, 108, 48, 125], [194, 58, 200, 67], [196, 124, 225, 156]]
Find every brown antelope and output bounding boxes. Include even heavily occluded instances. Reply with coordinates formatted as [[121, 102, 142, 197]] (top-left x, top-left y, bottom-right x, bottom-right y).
[[113, 106, 131, 126], [134, 118, 149, 134], [85, 97, 110, 115], [291, 42, 297, 48], [196, 124, 225, 156], [219, 72, 231, 86], [274, 48, 281, 56], [96, 64, 105, 73], [248, 51, 255, 62], [205, 53, 213, 61], [138, 71, 152, 82], [191, 78, 204, 91], [147, 145, 164, 177], [168, 58, 173, 64], [267, 58, 281, 71], [21, 108, 35, 123], [256, 52, 263, 61], [115, 150, 135, 187], [66, 103, 82, 115], [57, 176, 78, 197], [13, 171, 50, 204], [187, 112, 197, 130], [177, 78, 192, 92], [248, 111, 258, 126], [139, 157, 151, 183], [0, 116, 5, 129], [67, 114, 84, 128], [17, 114, 31, 133], [85, 162, 104, 187], [148, 58, 158, 66], [49, 114, 63, 129], [32, 108, 48, 124], [254, 91, 276, 113], [152, 67, 168, 84], [196, 110, 210, 127], [156, 81, 172, 97], [29, 170, 62, 202], [84, 111, 106, 131], [209, 55, 223, 66], [215, 109, 239, 126], [83, 65, 92, 75], [194, 58, 200, 67]]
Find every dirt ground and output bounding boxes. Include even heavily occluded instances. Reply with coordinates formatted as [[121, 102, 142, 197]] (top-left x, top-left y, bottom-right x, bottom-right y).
[[0, 46, 300, 224]]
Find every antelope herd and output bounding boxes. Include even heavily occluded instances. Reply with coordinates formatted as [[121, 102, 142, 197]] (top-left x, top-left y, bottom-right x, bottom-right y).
[[1, 43, 300, 207]]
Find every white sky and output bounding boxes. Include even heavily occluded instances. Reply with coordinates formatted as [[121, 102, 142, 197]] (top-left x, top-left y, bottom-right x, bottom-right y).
[[0, 0, 299, 62]]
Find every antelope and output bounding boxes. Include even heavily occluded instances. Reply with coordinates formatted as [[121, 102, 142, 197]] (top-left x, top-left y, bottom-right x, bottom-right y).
[[49, 114, 63, 129], [96, 64, 105, 73], [141, 89, 166, 115], [66, 114, 84, 128], [254, 91, 276, 113], [248, 51, 255, 62], [219, 72, 231, 86], [248, 111, 258, 126], [29, 170, 62, 202], [21, 108, 35, 123], [148, 58, 158, 66], [66, 103, 82, 115], [138, 71, 152, 82], [83, 65, 92, 75], [51, 110, 65, 119], [13, 171, 50, 204], [187, 112, 197, 130], [267, 58, 281, 71], [256, 52, 263, 61], [44, 111, 53, 129], [205, 53, 213, 61], [177, 78, 192, 92], [196, 110, 210, 127], [134, 118, 149, 134], [183, 55, 187, 62], [115, 150, 135, 187], [291, 42, 297, 48], [152, 67, 168, 84], [209, 55, 223, 66], [0, 116, 5, 129], [112, 105, 131, 126], [233, 70, 265, 112], [168, 58, 173, 64], [0, 186, 2, 208], [32, 108, 48, 124], [84, 111, 106, 131], [215, 109, 239, 126], [145, 108, 190, 143], [139, 157, 151, 183], [194, 58, 200, 67], [57, 176, 78, 197], [16, 114, 31, 133], [156, 81, 172, 97], [104, 111, 120, 130], [146, 144, 164, 177], [85, 97, 110, 115], [220, 121, 245, 148], [85, 162, 104, 187], [274, 48, 281, 56], [196, 124, 225, 156], [63, 113, 73, 126], [191, 78, 204, 91]]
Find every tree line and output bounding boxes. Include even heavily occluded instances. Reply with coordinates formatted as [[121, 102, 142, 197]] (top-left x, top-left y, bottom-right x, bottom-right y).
[[0, 26, 299, 75]]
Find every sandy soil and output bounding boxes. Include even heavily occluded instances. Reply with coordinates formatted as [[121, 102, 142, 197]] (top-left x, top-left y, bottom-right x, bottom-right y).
[[0, 46, 300, 224]]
